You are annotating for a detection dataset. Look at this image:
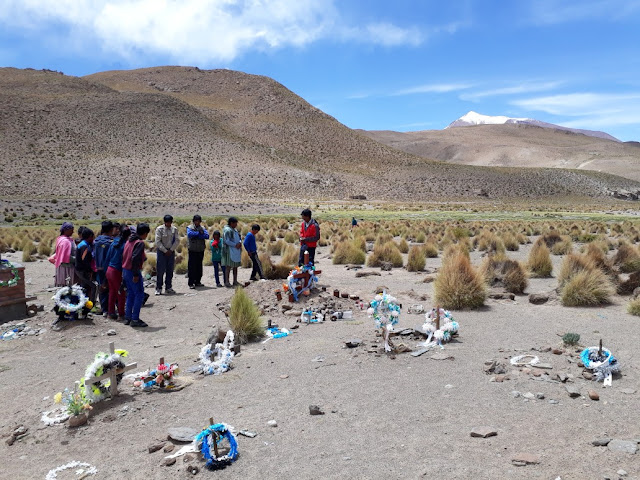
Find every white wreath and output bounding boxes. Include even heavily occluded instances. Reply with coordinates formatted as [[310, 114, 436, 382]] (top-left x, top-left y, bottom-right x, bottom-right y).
[[82, 351, 128, 403], [46, 461, 97, 480], [52, 284, 89, 313], [199, 331, 235, 375]]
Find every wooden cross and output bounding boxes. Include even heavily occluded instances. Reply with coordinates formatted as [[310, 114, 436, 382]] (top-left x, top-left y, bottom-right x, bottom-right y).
[[85, 342, 137, 399], [209, 417, 219, 458], [435, 305, 441, 331]]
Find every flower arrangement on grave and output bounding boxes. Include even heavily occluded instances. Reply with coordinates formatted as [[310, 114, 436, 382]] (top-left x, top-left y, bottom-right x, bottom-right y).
[[52, 284, 93, 320], [54, 383, 93, 416], [421, 308, 459, 349], [367, 292, 400, 352], [199, 330, 235, 376], [283, 263, 318, 301], [134, 362, 180, 390], [80, 349, 129, 403], [0, 259, 20, 288], [580, 343, 620, 385], [195, 422, 239, 470]]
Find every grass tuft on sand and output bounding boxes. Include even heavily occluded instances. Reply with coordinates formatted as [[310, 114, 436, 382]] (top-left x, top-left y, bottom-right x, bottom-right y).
[[435, 246, 486, 309], [229, 287, 264, 343]]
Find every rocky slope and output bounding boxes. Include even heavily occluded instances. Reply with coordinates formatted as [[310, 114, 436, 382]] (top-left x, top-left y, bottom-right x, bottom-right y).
[[1, 66, 639, 203]]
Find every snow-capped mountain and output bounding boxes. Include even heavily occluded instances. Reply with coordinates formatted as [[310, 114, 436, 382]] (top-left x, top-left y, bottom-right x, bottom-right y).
[[447, 111, 619, 142]]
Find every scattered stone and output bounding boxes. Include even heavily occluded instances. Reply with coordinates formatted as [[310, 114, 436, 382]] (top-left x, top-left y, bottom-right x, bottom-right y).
[[163, 457, 176, 466], [5, 435, 15, 446], [470, 427, 497, 438], [238, 430, 257, 438], [309, 405, 325, 416], [529, 293, 549, 305], [618, 469, 628, 476], [535, 392, 545, 400], [565, 385, 581, 398], [186, 465, 199, 475], [279, 374, 289, 379], [607, 439, 638, 454], [557, 373, 568, 383], [345, 338, 361, 348], [532, 370, 541, 377], [167, 427, 199, 443], [267, 420, 278, 427], [106, 329, 117, 336], [148, 443, 165, 453], [582, 371, 593, 380], [411, 348, 430, 357], [163, 444, 175, 453], [511, 391, 521, 398], [552, 348, 563, 355], [380, 262, 392, 271], [523, 392, 536, 400], [430, 353, 454, 361], [592, 438, 612, 447], [620, 388, 636, 395], [548, 399, 559, 405], [494, 374, 506, 383], [493, 364, 507, 375], [183, 454, 195, 463], [511, 452, 540, 466], [588, 390, 600, 401], [535, 363, 553, 370], [522, 367, 531, 375], [13, 426, 27, 436]]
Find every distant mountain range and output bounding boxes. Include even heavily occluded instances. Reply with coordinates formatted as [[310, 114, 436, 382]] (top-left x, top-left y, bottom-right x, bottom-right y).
[[447, 111, 620, 142]]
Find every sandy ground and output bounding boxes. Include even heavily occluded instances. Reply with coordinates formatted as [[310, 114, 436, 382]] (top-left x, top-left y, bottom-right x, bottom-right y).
[[1, 243, 639, 480]]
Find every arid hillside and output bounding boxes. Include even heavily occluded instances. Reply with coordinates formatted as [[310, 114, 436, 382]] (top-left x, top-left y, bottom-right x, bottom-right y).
[[361, 124, 640, 182], [2, 66, 640, 203]]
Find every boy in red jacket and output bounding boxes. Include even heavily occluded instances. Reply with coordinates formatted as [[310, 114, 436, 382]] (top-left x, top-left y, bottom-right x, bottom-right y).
[[122, 223, 150, 327], [299, 209, 320, 266]]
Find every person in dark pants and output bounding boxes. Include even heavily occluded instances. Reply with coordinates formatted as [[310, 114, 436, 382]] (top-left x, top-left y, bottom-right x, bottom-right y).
[[298, 209, 320, 266], [94, 220, 114, 316], [75, 227, 96, 318], [122, 223, 150, 327], [155, 214, 179, 295], [244, 224, 265, 281], [187, 215, 209, 289]]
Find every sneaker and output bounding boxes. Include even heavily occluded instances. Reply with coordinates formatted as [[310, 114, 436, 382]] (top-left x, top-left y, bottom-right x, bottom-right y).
[[103, 311, 109, 318], [142, 292, 150, 305], [249, 277, 258, 282], [224, 282, 232, 288], [165, 288, 176, 294], [124, 317, 131, 325], [216, 283, 223, 288], [232, 281, 240, 287], [155, 289, 162, 296], [108, 314, 118, 320], [195, 282, 205, 287], [129, 319, 148, 328], [189, 284, 196, 290]]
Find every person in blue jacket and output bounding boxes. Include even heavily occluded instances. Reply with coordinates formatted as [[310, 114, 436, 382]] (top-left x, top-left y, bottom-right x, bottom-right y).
[[94, 220, 116, 315], [186, 215, 209, 289], [243, 224, 265, 281]]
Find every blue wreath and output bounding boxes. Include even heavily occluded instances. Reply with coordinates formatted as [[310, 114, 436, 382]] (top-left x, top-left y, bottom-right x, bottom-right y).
[[195, 423, 239, 470]]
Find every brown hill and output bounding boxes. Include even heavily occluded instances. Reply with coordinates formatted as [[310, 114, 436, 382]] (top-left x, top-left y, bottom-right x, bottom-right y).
[[1, 66, 640, 204], [361, 124, 640, 183]]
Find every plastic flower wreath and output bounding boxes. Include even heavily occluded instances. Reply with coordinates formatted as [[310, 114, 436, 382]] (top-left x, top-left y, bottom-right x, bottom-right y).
[[80, 349, 129, 403], [195, 422, 239, 470], [199, 330, 235, 375], [54, 382, 93, 416], [367, 291, 401, 352], [52, 284, 93, 320], [421, 308, 459, 349], [0, 259, 20, 288], [134, 362, 180, 390]]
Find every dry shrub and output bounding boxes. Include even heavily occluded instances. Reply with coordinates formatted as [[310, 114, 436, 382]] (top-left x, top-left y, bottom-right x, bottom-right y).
[[37, 241, 52, 256], [618, 271, 640, 295], [423, 242, 439, 258], [435, 247, 486, 309], [528, 240, 553, 278], [241, 249, 251, 268], [229, 287, 264, 343], [583, 242, 615, 277], [561, 270, 614, 306], [415, 232, 426, 243], [551, 237, 573, 255], [397, 238, 409, 254], [613, 241, 640, 273], [558, 253, 596, 287], [143, 253, 157, 276], [627, 297, 640, 316], [269, 239, 285, 256], [406, 246, 426, 272], [367, 241, 403, 268], [21, 239, 36, 262], [502, 233, 519, 251], [281, 244, 299, 265], [481, 255, 528, 294], [333, 241, 366, 265], [477, 232, 505, 254], [284, 231, 297, 243], [540, 231, 563, 248], [175, 256, 188, 274]]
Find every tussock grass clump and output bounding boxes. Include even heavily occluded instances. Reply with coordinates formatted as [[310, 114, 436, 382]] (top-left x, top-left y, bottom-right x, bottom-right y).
[[229, 287, 264, 343], [397, 238, 409, 254], [258, 252, 292, 279], [175, 256, 188, 274], [558, 253, 596, 287], [281, 244, 299, 265], [284, 231, 297, 243], [583, 242, 615, 277], [406, 246, 426, 272], [21, 239, 36, 262], [627, 297, 640, 316], [37, 241, 52, 256], [241, 249, 251, 268], [423, 242, 439, 258], [561, 270, 614, 306], [551, 237, 573, 255], [435, 247, 486, 309], [541, 231, 563, 248], [143, 253, 157, 276], [269, 239, 285, 256], [613, 241, 640, 273], [502, 233, 519, 251], [480, 255, 528, 294], [415, 232, 426, 243], [367, 241, 403, 268], [528, 240, 553, 278], [333, 241, 366, 265]]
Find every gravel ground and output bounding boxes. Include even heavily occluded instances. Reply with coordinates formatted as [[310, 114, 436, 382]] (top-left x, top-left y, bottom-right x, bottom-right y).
[[1, 243, 639, 480]]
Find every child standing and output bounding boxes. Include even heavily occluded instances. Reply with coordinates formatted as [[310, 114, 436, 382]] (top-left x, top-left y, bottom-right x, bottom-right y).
[[244, 224, 265, 281], [75, 227, 96, 316], [210, 230, 226, 287]]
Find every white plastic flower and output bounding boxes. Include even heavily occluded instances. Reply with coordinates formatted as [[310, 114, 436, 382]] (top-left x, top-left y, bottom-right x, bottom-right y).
[[367, 307, 375, 316]]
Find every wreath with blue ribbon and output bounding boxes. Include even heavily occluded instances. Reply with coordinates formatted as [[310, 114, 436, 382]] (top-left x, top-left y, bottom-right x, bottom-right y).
[[195, 423, 239, 470]]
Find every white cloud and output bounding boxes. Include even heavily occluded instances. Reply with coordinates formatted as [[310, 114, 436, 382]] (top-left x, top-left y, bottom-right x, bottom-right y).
[[393, 83, 473, 96], [460, 81, 563, 101], [511, 92, 640, 116], [0, 0, 445, 63]]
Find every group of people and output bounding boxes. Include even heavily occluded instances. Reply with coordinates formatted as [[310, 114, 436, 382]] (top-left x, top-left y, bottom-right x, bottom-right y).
[[50, 209, 321, 329]]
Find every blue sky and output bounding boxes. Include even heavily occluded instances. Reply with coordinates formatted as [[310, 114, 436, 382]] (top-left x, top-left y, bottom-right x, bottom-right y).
[[1, 0, 639, 141]]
